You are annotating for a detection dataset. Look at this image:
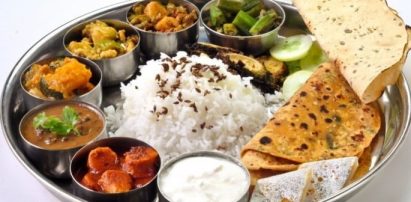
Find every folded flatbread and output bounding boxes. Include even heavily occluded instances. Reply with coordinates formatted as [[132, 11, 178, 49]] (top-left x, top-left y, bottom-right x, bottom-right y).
[[292, 0, 410, 103], [250, 168, 312, 202], [241, 63, 381, 166], [300, 157, 359, 201]]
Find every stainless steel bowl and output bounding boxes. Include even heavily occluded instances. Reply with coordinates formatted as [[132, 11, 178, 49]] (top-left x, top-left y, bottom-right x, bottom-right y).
[[126, 0, 200, 59], [18, 100, 107, 179], [63, 19, 140, 86], [20, 55, 102, 110], [157, 151, 251, 202], [70, 137, 160, 202], [200, 0, 286, 55]]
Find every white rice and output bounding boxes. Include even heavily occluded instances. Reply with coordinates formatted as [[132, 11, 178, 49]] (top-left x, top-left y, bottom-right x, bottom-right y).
[[105, 52, 283, 160]]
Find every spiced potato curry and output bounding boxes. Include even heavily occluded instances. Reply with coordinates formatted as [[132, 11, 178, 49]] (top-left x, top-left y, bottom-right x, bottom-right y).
[[20, 103, 104, 150]]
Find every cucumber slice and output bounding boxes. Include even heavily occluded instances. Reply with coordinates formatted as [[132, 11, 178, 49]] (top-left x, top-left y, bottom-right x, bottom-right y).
[[282, 70, 312, 101], [300, 42, 328, 71], [270, 35, 313, 62]]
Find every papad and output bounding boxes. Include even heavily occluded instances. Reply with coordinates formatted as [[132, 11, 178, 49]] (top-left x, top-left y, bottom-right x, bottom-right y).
[[293, 0, 410, 103]]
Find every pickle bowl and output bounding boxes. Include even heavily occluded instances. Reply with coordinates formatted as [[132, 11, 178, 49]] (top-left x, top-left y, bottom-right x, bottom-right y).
[[63, 19, 140, 86], [18, 100, 107, 179], [200, 0, 286, 55], [70, 137, 161, 202], [20, 55, 102, 110], [126, 0, 200, 59]]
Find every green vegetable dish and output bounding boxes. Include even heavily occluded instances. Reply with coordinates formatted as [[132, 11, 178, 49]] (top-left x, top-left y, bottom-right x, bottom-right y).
[[207, 0, 282, 36]]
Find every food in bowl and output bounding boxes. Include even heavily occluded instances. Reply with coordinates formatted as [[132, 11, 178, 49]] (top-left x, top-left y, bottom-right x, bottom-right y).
[[128, 1, 198, 32], [206, 0, 283, 36], [79, 145, 159, 193], [23, 57, 95, 100], [20, 102, 105, 150], [158, 152, 250, 202], [67, 20, 139, 60]]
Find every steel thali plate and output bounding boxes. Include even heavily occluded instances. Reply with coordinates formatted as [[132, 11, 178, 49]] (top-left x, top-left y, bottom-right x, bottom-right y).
[[1, 1, 410, 201]]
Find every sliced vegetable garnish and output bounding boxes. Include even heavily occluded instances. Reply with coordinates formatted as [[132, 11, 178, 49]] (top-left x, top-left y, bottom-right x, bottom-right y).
[[300, 42, 328, 72], [270, 35, 313, 62], [33, 106, 80, 136], [282, 70, 312, 101]]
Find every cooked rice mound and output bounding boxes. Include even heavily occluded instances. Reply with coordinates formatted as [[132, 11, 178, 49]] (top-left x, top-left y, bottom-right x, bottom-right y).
[[106, 52, 281, 159]]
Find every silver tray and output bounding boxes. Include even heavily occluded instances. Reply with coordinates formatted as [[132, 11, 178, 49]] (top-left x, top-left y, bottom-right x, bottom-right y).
[[1, 1, 410, 201]]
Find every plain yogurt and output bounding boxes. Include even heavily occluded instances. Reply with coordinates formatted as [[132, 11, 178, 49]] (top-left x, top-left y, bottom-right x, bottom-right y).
[[159, 155, 249, 202]]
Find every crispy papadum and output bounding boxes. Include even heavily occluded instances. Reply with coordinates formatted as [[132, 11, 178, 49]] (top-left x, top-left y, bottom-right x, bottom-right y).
[[293, 0, 410, 103], [241, 62, 381, 164]]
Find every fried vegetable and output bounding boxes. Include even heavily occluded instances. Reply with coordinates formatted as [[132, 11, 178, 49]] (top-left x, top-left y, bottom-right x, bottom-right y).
[[232, 10, 257, 34], [223, 23, 239, 35], [224, 53, 266, 78], [210, 5, 226, 27], [249, 11, 276, 35], [217, 0, 244, 12], [258, 55, 286, 78]]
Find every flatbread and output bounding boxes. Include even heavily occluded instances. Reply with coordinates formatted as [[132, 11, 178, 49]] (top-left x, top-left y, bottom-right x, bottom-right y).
[[242, 150, 298, 171], [241, 62, 381, 163], [293, 0, 410, 103], [250, 168, 312, 202], [300, 157, 359, 201]]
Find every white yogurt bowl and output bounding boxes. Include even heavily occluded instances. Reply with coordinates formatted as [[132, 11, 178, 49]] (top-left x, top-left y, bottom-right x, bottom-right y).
[[157, 151, 250, 202]]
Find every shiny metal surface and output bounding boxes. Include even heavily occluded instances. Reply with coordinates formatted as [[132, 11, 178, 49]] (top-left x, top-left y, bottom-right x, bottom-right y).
[[126, 0, 199, 59], [18, 100, 107, 179], [157, 150, 250, 202], [70, 137, 160, 202], [63, 19, 140, 86], [1, 1, 410, 202], [200, 0, 286, 56], [20, 56, 102, 110]]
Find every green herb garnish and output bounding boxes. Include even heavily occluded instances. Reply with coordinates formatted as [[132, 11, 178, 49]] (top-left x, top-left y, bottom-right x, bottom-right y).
[[33, 106, 80, 136]]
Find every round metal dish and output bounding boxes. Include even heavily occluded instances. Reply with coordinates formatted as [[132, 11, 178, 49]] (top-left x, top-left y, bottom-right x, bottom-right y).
[[1, 1, 410, 201]]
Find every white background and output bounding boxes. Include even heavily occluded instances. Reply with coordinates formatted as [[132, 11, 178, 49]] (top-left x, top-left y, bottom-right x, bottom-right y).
[[0, 0, 410, 201]]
